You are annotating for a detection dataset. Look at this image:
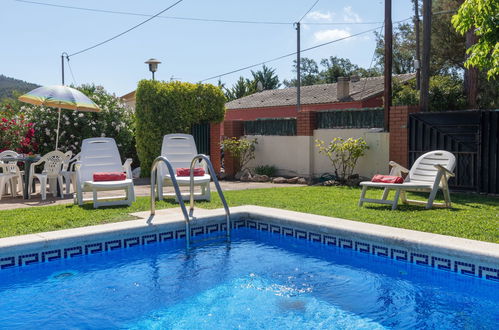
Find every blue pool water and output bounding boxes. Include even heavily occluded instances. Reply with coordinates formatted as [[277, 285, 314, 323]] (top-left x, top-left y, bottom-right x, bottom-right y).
[[0, 228, 497, 329]]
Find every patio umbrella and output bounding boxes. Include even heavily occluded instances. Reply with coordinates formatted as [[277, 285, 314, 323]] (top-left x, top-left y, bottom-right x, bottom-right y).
[[18, 85, 100, 150]]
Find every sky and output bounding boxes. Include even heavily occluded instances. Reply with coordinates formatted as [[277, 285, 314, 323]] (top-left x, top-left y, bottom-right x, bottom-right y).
[[1, 0, 414, 96]]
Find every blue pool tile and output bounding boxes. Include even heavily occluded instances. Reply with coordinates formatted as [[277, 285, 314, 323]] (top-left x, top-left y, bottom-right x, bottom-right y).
[[104, 240, 122, 251], [64, 246, 83, 258], [391, 249, 408, 262], [41, 249, 62, 262]]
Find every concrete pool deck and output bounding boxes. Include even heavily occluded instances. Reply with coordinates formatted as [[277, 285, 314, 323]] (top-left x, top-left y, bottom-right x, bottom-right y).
[[1, 205, 498, 281], [0, 179, 304, 210]]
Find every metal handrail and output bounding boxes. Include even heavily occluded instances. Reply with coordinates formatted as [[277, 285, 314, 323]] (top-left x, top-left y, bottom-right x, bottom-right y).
[[189, 154, 231, 240], [150, 156, 191, 246]]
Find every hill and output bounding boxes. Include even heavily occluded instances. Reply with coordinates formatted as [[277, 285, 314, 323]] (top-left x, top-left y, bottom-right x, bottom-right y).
[[0, 74, 40, 99]]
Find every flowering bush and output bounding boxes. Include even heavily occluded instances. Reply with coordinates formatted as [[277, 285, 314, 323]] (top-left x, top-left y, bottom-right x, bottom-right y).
[[220, 137, 258, 171], [19, 84, 136, 161], [0, 105, 38, 153], [315, 137, 369, 182]]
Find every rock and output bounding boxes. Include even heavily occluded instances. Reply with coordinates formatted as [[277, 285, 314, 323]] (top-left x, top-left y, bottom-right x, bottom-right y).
[[252, 174, 270, 182], [346, 175, 369, 187], [297, 177, 308, 185], [323, 180, 341, 186], [239, 169, 253, 182], [272, 177, 287, 184], [286, 176, 300, 184], [132, 167, 141, 179]]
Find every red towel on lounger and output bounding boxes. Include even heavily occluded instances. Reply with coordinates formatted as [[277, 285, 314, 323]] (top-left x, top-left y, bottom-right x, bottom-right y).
[[371, 174, 404, 184], [176, 168, 205, 177], [93, 172, 127, 181]]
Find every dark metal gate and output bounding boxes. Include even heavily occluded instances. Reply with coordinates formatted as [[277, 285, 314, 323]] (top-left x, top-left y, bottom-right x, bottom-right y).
[[191, 122, 211, 156], [408, 110, 498, 193]]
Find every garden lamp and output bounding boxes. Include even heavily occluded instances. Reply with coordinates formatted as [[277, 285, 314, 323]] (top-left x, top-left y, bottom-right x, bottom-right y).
[[145, 58, 161, 80]]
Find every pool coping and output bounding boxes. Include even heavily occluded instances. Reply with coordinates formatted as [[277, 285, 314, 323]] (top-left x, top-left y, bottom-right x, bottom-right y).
[[1, 205, 498, 281]]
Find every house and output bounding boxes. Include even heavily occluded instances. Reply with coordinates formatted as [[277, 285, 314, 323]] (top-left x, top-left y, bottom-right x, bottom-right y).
[[121, 90, 136, 110], [225, 73, 415, 121]]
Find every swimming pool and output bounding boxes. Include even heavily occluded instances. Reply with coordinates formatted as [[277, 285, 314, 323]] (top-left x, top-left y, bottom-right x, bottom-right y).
[[1, 226, 498, 329]]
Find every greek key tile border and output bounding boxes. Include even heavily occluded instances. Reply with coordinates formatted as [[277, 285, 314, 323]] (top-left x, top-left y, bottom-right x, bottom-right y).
[[1, 218, 498, 283]]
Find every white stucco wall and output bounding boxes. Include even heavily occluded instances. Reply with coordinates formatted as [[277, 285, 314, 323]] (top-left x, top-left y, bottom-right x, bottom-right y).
[[245, 135, 313, 177], [245, 129, 389, 178]]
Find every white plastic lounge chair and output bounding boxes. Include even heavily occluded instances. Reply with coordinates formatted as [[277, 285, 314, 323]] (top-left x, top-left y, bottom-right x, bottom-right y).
[[75, 137, 134, 208], [157, 134, 211, 201], [29, 150, 69, 200], [358, 150, 456, 210], [0, 150, 23, 197]]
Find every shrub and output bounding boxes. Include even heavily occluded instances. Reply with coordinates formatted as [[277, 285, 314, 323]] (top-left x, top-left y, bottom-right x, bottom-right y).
[[315, 137, 369, 181], [220, 137, 257, 172], [135, 80, 226, 176], [254, 165, 277, 177], [393, 75, 467, 111], [17, 84, 135, 161], [0, 107, 38, 153]]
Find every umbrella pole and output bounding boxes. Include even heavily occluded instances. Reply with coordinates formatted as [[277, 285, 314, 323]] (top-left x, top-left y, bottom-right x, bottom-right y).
[[55, 107, 61, 150]]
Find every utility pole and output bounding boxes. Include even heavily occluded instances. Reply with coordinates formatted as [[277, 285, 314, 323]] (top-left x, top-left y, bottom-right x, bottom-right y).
[[61, 53, 65, 85], [414, 0, 421, 90], [384, 0, 392, 131], [295, 22, 301, 112], [420, 0, 432, 112]]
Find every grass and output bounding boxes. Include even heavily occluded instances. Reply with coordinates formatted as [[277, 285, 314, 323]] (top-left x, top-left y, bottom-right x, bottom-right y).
[[1, 186, 498, 243]]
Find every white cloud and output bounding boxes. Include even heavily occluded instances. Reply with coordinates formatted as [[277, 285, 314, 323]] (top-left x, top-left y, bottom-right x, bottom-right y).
[[313, 29, 351, 43], [306, 10, 335, 22], [343, 6, 362, 23]]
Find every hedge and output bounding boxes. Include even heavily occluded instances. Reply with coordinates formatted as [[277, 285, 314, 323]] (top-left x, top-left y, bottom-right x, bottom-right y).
[[135, 80, 225, 176], [316, 108, 384, 129]]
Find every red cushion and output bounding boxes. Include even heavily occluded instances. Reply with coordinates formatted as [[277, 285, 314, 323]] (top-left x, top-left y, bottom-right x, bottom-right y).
[[93, 172, 127, 182], [176, 168, 205, 177], [371, 174, 404, 184]]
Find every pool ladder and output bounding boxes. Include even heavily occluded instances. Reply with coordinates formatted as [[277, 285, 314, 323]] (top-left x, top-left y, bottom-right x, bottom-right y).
[[150, 154, 231, 247]]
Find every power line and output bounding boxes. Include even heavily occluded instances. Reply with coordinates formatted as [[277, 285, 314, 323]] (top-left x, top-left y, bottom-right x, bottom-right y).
[[15, 0, 390, 26], [201, 17, 412, 82], [360, 21, 385, 99], [299, 0, 321, 23], [66, 57, 77, 86], [67, 0, 184, 57]]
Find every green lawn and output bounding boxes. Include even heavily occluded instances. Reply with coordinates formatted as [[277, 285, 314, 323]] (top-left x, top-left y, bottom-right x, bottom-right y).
[[1, 186, 498, 243]]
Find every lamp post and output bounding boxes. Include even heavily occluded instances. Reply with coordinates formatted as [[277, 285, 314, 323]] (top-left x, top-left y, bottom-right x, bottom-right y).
[[145, 58, 161, 80]]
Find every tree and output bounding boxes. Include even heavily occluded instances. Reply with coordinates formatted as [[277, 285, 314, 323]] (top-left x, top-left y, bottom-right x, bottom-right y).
[[225, 76, 251, 101], [224, 65, 281, 101], [250, 65, 280, 90], [319, 56, 380, 83], [373, 0, 497, 109], [452, 0, 499, 79], [283, 57, 321, 87], [374, 23, 416, 74]]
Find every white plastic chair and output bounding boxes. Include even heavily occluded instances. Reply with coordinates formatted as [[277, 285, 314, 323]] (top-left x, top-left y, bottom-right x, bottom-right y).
[[75, 137, 134, 208], [0, 173, 16, 200], [0, 150, 23, 197], [29, 151, 69, 200], [157, 134, 211, 201], [358, 150, 456, 210], [60, 152, 80, 195]]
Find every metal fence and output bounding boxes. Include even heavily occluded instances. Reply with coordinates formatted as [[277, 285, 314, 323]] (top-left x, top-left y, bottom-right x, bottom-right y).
[[191, 122, 210, 155], [409, 110, 498, 193], [316, 108, 384, 129], [243, 118, 297, 136]]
